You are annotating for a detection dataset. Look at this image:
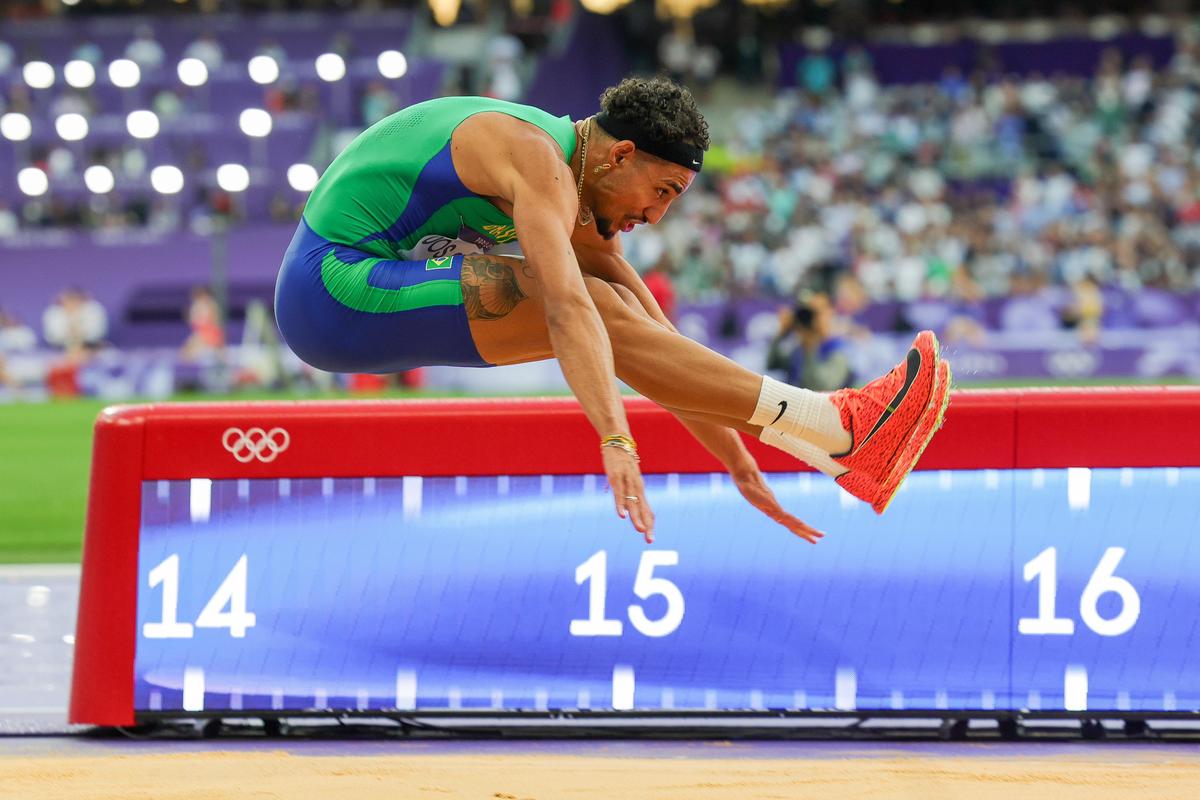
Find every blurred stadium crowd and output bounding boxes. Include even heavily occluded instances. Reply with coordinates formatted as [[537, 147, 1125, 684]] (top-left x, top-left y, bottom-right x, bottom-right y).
[[2, 0, 1200, 397], [635, 43, 1200, 305]]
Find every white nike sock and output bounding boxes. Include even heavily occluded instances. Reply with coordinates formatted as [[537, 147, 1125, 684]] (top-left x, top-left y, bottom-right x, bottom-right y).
[[749, 375, 851, 454], [759, 428, 847, 478]]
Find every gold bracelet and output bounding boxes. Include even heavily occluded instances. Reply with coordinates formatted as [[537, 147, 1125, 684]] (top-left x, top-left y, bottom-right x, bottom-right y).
[[600, 434, 639, 462]]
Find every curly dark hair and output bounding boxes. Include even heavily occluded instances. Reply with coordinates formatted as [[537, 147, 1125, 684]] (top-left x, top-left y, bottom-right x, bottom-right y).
[[598, 76, 710, 150]]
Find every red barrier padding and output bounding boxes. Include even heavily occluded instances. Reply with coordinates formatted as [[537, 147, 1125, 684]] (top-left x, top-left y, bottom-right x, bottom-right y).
[[130, 391, 1029, 479], [1014, 386, 1200, 468], [68, 387, 1200, 725], [69, 407, 144, 727]]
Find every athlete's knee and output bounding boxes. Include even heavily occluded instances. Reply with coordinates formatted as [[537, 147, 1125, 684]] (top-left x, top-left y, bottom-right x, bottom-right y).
[[583, 277, 650, 321], [608, 282, 645, 314], [601, 280, 667, 330], [582, 276, 633, 317]]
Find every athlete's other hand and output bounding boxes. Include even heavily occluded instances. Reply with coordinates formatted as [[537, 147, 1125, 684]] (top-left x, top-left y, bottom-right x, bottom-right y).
[[731, 467, 825, 544], [602, 447, 654, 543]]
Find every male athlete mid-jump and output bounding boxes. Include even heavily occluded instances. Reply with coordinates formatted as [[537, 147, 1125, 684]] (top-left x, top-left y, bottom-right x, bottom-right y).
[[275, 77, 951, 544]]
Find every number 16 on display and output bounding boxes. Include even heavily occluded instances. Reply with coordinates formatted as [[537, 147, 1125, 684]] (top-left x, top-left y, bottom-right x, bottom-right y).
[[1019, 546, 1141, 637]]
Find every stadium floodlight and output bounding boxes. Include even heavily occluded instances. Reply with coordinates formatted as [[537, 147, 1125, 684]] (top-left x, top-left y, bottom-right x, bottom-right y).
[[978, 21, 1008, 43], [1089, 16, 1125, 40], [315, 53, 346, 82], [1020, 19, 1054, 42], [23, 61, 55, 89], [177, 57, 209, 87], [377, 50, 408, 79], [64, 59, 97, 89], [248, 55, 279, 85], [287, 163, 319, 192], [0, 112, 32, 142], [801, 27, 833, 48], [578, 0, 620, 12], [150, 165, 184, 195], [911, 24, 942, 46], [1141, 15, 1171, 37], [55, 112, 89, 141], [126, 109, 160, 139], [84, 164, 115, 194], [238, 108, 272, 138], [428, 0, 462, 26], [108, 58, 141, 88], [216, 163, 250, 192], [17, 167, 48, 197]]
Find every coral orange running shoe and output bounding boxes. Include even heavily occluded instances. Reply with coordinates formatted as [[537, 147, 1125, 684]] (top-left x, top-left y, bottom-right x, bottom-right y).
[[871, 358, 952, 514], [833, 358, 952, 512], [834, 466, 881, 506], [828, 330, 942, 488]]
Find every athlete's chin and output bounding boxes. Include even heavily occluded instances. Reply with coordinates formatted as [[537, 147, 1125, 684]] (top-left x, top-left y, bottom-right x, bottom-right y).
[[596, 217, 618, 240]]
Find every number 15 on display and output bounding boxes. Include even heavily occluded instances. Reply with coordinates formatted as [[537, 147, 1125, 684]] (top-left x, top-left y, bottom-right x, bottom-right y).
[[570, 550, 684, 638]]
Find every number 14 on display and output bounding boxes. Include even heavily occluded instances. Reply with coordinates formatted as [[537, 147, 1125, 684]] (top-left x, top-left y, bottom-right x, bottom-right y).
[[142, 554, 257, 639]]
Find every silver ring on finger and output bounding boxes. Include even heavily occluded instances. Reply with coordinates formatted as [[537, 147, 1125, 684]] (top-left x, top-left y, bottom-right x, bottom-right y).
[[624, 495, 640, 502]]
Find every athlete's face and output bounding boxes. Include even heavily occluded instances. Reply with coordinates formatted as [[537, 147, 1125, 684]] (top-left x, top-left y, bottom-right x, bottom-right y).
[[591, 144, 696, 241]]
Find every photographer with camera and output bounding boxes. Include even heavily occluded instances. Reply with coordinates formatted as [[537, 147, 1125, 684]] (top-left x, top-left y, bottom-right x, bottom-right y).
[[766, 292, 853, 392]]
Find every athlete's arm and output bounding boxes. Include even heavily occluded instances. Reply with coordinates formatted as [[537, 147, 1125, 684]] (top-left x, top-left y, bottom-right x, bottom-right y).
[[676, 415, 824, 543], [572, 241, 753, 477], [454, 117, 653, 539], [575, 239, 822, 542]]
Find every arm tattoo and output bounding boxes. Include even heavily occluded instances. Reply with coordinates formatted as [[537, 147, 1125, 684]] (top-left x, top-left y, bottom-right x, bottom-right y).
[[461, 255, 529, 321]]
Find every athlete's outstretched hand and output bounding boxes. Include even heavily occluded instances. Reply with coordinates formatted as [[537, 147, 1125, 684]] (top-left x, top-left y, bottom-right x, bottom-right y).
[[731, 467, 825, 544], [601, 447, 655, 544]]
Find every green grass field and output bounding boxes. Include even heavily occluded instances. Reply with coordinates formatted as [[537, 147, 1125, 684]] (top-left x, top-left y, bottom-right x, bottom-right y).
[[0, 390, 435, 564], [0, 399, 105, 563], [0, 377, 1193, 564]]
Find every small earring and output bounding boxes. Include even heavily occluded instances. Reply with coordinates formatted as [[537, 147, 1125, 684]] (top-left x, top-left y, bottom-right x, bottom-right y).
[[592, 163, 611, 175]]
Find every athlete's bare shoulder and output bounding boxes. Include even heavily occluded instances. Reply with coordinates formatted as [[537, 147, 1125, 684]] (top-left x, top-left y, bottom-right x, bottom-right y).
[[451, 112, 573, 210]]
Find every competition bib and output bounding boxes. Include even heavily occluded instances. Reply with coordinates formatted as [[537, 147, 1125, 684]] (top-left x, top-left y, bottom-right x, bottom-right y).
[[401, 223, 498, 260]]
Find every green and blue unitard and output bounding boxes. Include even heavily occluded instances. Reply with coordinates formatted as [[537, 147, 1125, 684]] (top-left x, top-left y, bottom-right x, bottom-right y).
[[274, 96, 576, 372]]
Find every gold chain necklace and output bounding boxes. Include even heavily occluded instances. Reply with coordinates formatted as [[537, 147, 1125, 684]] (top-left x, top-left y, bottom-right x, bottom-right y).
[[576, 117, 593, 226]]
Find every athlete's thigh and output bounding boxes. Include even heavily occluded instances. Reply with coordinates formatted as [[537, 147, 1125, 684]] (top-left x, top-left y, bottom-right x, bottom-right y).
[[463, 253, 554, 365], [465, 253, 642, 366]]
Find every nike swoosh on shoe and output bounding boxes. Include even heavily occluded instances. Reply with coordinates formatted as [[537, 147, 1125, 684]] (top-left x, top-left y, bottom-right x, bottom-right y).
[[854, 347, 921, 453]]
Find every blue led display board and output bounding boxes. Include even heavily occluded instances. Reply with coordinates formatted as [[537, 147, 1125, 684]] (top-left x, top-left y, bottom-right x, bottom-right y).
[[133, 468, 1200, 714]]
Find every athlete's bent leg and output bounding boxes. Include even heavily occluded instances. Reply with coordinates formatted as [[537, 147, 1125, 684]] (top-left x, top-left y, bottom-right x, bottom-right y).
[[599, 283, 762, 436], [599, 283, 848, 479], [464, 254, 851, 454]]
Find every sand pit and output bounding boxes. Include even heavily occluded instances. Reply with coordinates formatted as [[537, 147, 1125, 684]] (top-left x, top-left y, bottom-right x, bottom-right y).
[[3, 749, 1200, 800]]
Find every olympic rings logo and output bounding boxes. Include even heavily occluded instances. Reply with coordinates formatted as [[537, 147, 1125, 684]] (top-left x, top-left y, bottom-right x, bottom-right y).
[[222, 427, 291, 463]]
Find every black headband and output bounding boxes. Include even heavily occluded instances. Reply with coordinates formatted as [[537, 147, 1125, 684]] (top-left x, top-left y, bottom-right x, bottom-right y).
[[594, 111, 705, 173]]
